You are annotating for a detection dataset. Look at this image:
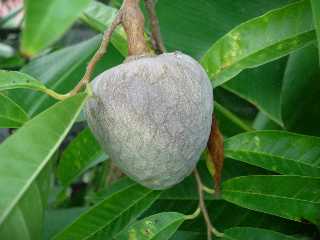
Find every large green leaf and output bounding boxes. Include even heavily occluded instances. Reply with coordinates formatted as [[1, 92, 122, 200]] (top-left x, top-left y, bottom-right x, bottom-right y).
[[58, 127, 107, 187], [253, 112, 282, 130], [12, 35, 123, 116], [223, 57, 287, 126], [81, 1, 128, 56], [281, 44, 320, 136], [0, 70, 47, 92], [224, 131, 320, 177], [171, 231, 205, 240], [155, 0, 293, 59], [201, 0, 315, 87], [222, 175, 320, 224], [53, 184, 160, 240], [0, 93, 87, 240], [311, 0, 320, 57], [21, 0, 91, 56], [44, 207, 87, 240], [0, 94, 28, 128], [215, 101, 253, 137], [222, 227, 299, 240], [115, 212, 185, 240]]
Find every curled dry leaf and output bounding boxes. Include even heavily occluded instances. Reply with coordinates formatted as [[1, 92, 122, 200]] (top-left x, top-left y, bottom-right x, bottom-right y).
[[207, 115, 224, 195]]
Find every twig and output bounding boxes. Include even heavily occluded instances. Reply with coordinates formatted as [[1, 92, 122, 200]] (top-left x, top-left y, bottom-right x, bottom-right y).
[[194, 168, 224, 239], [144, 0, 166, 53], [68, 12, 123, 97], [195, 168, 213, 240]]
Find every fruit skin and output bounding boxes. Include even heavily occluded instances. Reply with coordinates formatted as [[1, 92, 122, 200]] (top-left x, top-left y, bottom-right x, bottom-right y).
[[85, 52, 213, 189]]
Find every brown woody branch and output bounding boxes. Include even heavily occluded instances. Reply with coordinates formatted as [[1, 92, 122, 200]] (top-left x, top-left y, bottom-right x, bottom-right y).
[[144, 0, 166, 53]]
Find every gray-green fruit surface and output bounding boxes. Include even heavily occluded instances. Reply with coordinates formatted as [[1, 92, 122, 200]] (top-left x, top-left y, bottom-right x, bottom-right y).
[[85, 52, 213, 189]]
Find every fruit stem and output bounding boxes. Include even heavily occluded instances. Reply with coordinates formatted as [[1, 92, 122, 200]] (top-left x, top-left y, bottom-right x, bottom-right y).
[[122, 0, 150, 56], [62, 0, 154, 97]]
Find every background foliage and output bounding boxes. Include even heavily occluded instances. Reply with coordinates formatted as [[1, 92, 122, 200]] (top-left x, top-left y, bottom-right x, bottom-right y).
[[0, 0, 320, 239]]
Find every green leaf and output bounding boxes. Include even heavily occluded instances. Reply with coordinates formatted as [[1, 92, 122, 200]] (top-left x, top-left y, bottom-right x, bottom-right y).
[[253, 112, 282, 130], [0, 70, 47, 92], [58, 127, 107, 187], [21, 0, 91, 56], [155, 0, 292, 59], [170, 231, 205, 240], [0, 93, 88, 240], [225, 131, 320, 177], [222, 227, 299, 240], [223, 57, 287, 126], [11, 35, 123, 116], [222, 175, 320, 224], [201, 0, 315, 87], [53, 184, 160, 240], [311, 0, 320, 58], [0, 94, 29, 128], [44, 207, 87, 240], [281, 44, 320, 136], [81, 1, 128, 56], [215, 101, 253, 137], [115, 212, 186, 240]]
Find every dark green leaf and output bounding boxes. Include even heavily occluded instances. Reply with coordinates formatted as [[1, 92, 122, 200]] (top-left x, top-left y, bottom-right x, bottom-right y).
[[281, 44, 320, 136], [87, 177, 136, 204], [223, 57, 287, 126], [0, 93, 29, 128], [0, 93, 87, 239], [311, 0, 320, 57], [253, 112, 282, 130], [21, 0, 91, 56], [215, 101, 253, 137], [53, 184, 160, 240], [222, 227, 299, 240], [201, 0, 315, 87], [58, 127, 107, 187], [225, 131, 320, 177], [115, 212, 185, 240], [156, 0, 293, 59], [44, 207, 87, 240], [222, 175, 320, 224], [170, 231, 205, 240]]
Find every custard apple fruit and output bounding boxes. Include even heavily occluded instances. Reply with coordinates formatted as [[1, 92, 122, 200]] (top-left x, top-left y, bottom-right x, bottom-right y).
[[85, 52, 213, 189]]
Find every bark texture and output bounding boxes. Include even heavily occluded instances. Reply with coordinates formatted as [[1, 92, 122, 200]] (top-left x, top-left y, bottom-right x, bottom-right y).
[[85, 52, 213, 189]]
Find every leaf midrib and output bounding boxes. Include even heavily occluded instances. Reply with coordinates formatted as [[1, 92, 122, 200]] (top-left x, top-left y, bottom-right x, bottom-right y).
[[223, 188, 320, 204], [225, 148, 320, 169]]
